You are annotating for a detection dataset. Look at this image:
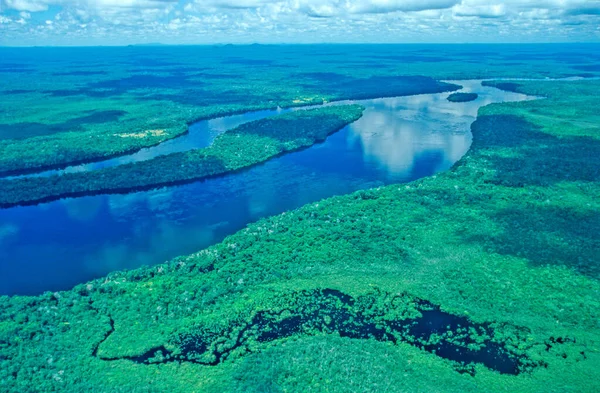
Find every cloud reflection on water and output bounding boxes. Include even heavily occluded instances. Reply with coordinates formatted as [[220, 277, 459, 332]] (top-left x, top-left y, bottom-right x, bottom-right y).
[[344, 80, 530, 179], [0, 81, 535, 295]]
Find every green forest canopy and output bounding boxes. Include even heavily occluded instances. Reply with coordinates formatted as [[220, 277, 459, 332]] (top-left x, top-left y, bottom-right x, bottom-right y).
[[1, 79, 599, 392]]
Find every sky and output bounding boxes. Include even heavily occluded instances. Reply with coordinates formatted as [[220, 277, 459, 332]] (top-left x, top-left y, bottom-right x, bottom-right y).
[[0, 0, 599, 46]]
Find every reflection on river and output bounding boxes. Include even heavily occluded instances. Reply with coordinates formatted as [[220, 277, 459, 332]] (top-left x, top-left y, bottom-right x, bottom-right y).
[[0, 81, 532, 295]]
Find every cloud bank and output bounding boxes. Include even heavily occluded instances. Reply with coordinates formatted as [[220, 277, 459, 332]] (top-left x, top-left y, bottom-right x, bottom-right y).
[[0, 0, 598, 45]]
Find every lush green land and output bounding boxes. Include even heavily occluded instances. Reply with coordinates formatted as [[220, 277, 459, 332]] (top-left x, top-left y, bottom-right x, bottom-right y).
[[0, 105, 364, 208], [0, 81, 437, 177], [1, 79, 598, 392], [0, 51, 456, 176], [448, 92, 478, 102], [2, 44, 599, 175]]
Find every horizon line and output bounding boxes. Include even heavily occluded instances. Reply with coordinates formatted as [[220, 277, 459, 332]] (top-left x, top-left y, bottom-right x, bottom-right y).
[[1, 42, 600, 49]]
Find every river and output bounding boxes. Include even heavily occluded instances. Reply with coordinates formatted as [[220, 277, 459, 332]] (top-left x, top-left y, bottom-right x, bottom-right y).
[[0, 80, 533, 295]]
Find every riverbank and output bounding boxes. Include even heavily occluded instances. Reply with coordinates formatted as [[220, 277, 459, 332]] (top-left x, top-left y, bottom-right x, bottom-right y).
[[3, 44, 599, 177], [1, 79, 598, 392], [2, 80, 528, 296], [0, 73, 457, 177], [0, 105, 364, 208]]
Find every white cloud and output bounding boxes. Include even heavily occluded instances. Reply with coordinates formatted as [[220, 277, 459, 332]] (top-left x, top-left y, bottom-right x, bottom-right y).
[[294, 0, 343, 17], [202, 0, 273, 8], [92, 0, 178, 8], [347, 0, 459, 14], [0, 0, 599, 44], [2, 0, 178, 12], [453, 3, 506, 18], [4, 0, 50, 12]]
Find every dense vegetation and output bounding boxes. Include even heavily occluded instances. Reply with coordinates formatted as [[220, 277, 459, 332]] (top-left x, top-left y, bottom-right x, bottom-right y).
[[0, 105, 364, 208], [2, 44, 599, 175], [448, 92, 478, 102], [0, 78, 598, 392], [0, 51, 460, 177]]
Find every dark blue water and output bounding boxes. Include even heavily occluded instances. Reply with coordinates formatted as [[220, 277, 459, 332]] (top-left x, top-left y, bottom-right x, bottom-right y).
[[0, 81, 532, 295]]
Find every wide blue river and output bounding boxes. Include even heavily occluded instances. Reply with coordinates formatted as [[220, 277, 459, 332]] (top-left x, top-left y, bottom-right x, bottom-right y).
[[0, 80, 532, 295]]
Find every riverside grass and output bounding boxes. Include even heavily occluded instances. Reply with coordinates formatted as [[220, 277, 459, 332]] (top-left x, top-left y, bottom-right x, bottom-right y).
[[0, 79, 599, 392]]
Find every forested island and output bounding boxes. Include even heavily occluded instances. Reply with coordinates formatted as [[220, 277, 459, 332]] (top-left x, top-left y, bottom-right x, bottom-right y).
[[0, 105, 364, 207], [447, 92, 478, 102], [0, 73, 456, 177]]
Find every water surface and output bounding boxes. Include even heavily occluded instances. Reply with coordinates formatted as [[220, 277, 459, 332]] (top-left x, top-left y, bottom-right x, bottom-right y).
[[0, 81, 532, 295]]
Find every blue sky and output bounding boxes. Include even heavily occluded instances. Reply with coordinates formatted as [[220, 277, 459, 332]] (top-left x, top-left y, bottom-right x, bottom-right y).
[[1, 0, 599, 46]]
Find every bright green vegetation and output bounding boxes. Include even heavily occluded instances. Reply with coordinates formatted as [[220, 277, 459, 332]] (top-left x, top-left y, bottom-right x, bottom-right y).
[[1, 79, 599, 392], [2, 44, 599, 175], [448, 92, 478, 102], [0, 105, 364, 208]]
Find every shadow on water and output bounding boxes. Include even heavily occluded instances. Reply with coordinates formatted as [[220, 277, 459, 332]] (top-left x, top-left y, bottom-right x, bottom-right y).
[[95, 289, 534, 375]]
